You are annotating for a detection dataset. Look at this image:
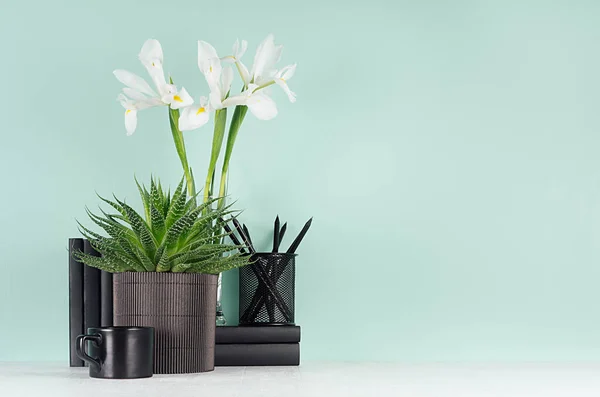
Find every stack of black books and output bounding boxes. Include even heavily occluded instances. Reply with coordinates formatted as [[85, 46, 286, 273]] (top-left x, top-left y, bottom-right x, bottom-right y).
[[215, 326, 301, 366], [68, 238, 113, 367]]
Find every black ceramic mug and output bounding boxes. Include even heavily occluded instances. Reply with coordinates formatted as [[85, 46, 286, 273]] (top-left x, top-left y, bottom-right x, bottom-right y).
[[76, 326, 154, 379]]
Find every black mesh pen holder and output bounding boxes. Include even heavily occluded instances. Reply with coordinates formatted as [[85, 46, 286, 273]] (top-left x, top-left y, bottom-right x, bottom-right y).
[[239, 253, 296, 325]]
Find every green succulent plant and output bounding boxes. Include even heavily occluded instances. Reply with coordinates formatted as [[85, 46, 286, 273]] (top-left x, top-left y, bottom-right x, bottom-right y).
[[74, 176, 250, 274]]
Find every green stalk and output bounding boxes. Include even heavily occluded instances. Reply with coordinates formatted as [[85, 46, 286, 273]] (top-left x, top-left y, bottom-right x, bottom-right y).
[[168, 108, 195, 198], [218, 105, 248, 209], [203, 108, 228, 209]]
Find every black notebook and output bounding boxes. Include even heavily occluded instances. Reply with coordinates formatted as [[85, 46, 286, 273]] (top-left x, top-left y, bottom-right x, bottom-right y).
[[83, 240, 101, 335], [100, 270, 113, 327], [216, 325, 301, 344], [215, 343, 300, 366], [68, 238, 84, 367]]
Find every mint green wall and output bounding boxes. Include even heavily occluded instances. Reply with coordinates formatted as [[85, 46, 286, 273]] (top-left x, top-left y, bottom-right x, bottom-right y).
[[1, 0, 600, 362]]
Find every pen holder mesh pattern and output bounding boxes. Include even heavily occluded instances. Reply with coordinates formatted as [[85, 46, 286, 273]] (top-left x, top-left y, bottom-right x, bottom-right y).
[[239, 253, 296, 325]]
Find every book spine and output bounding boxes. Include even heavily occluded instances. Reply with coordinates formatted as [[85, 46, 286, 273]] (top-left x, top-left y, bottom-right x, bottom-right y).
[[215, 343, 300, 366], [100, 270, 113, 327], [216, 326, 301, 344], [83, 240, 101, 338], [68, 238, 84, 367]]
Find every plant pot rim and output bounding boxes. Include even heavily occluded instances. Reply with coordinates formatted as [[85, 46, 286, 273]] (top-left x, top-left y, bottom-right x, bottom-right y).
[[112, 272, 218, 276], [87, 326, 153, 333]]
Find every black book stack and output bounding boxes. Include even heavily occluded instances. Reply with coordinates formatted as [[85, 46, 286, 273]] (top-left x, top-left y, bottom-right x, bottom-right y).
[[215, 326, 301, 366], [68, 238, 113, 367]]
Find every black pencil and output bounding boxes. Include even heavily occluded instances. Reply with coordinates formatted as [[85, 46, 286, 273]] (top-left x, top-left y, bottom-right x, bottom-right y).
[[233, 217, 255, 254], [278, 222, 287, 247], [220, 218, 246, 254], [286, 217, 313, 254], [273, 216, 280, 252], [243, 224, 253, 250]]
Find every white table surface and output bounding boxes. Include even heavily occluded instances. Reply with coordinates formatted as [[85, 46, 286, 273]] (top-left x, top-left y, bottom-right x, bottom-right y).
[[1, 362, 600, 397]]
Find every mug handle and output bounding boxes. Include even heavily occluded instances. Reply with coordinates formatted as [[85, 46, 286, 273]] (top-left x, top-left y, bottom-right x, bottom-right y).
[[75, 334, 102, 370]]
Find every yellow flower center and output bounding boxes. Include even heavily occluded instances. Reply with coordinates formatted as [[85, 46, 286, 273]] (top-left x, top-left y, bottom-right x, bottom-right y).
[[196, 107, 206, 115], [125, 109, 132, 115], [209, 66, 213, 73], [173, 95, 183, 102]]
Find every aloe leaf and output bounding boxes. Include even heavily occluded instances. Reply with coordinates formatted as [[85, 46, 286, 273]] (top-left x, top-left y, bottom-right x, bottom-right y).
[[134, 177, 151, 224], [155, 246, 170, 272], [115, 198, 157, 258], [97, 194, 130, 221], [163, 206, 203, 249], [73, 251, 124, 273], [172, 263, 192, 273], [133, 246, 155, 272], [165, 177, 187, 229], [187, 254, 250, 274], [150, 205, 166, 242], [112, 251, 146, 272]]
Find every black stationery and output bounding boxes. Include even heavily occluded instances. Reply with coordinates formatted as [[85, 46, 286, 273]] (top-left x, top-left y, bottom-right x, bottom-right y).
[[83, 240, 101, 337], [68, 238, 84, 367], [215, 343, 300, 366], [216, 325, 301, 344]]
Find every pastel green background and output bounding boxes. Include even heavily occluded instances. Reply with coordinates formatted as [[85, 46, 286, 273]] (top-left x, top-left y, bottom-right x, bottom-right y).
[[1, 0, 599, 362]]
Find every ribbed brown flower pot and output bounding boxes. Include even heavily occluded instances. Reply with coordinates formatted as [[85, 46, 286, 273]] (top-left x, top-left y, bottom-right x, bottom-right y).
[[113, 273, 217, 374]]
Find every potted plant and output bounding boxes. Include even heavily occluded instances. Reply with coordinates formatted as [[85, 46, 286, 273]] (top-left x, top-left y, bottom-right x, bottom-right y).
[[113, 36, 297, 324], [75, 177, 249, 374], [71, 35, 298, 374]]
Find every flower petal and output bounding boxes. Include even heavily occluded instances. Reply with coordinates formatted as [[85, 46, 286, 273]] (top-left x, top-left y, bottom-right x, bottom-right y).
[[139, 39, 164, 66], [122, 87, 147, 101], [231, 39, 240, 58], [138, 39, 169, 95], [278, 64, 296, 81], [251, 34, 275, 82], [274, 45, 283, 64], [275, 79, 297, 103], [209, 91, 222, 110], [198, 40, 219, 69], [114, 70, 157, 97], [221, 93, 248, 108], [124, 109, 138, 135], [165, 87, 194, 110], [146, 63, 168, 96], [237, 60, 251, 87], [234, 39, 248, 59], [221, 67, 234, 98], [247, 92, 278, 120], [117, 93, 134, 109], [179, 104, 210, 131], [202, 57, 222, 89]]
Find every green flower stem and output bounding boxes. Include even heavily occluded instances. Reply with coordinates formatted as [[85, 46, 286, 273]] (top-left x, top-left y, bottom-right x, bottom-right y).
[[168, 108, 195, 198], [204, 108, 228, 209], [218, 105, 248, 209]]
